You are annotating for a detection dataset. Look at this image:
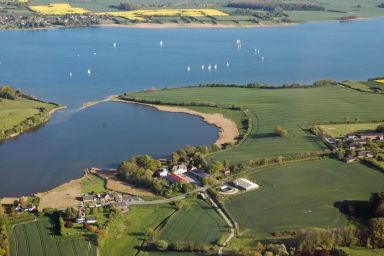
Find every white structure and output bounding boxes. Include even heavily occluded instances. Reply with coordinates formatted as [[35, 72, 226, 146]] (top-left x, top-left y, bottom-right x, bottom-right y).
[[233, 178, 259, 191], [172, 163, 188, 175], [158, 168, 169, 177]]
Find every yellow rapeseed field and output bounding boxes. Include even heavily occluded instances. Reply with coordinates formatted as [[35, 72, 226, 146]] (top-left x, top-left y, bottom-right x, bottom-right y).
[[374, 79, 384, 84], [99, 8, 228, 21], [29, 3, 89, 15]]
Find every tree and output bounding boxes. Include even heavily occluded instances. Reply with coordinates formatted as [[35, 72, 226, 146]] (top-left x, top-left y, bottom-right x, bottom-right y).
[[65, 207, 78, 219], [146, 228, 156, 243], [0, 206, 5, 217], [154, 240, 168, 251], [369, 217, 384, 248], [65, 220, 73, 228], [209, 161, 224, 174], [274, 126, 288, 137], [368, 142, 380, 157], [175, 200, 184, 210]]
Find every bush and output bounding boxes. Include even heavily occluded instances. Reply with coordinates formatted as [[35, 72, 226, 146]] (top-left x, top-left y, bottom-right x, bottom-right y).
[[274, 126, 288, 137], [153, 240, 168, 251]]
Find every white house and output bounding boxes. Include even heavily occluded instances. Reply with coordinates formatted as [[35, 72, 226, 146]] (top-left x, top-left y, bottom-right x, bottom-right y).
[[156, 168, 169, 177], [172, 163, 187, 175], [232, 178, 259, 191]]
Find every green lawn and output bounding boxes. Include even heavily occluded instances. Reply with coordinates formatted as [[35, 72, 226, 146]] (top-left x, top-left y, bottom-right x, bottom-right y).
[[159, 199, 230, 244], [80, 173, 106, 194], [224, 159, 384, 236], [123, 84, 384, 164], [0, 98, 56, 133], [316, 122, 383, 138], [7, 216, 96, 256], [100, 204, 175, 256]]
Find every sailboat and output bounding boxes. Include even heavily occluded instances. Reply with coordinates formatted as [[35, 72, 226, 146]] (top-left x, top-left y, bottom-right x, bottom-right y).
[[113, 42, 117, 48], [201, 65, 205, 70], [208, 65, 211, 71], [69, 72, 73, 77], [187, 66, 191, 72], [214, 64, 218, 70], [160, 40, 163, 47], [226, 62, 229, 67], [87, 69, 91, 75]]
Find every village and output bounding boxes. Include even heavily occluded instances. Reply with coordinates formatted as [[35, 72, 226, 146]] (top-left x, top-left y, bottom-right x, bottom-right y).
[[341, 132, 384, 163]]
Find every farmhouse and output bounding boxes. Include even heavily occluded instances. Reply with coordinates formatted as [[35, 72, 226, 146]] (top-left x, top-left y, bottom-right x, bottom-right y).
[[167, 173, 189, 184], [81, 194, 95, 202], [85, 216, 97, 224], [172, 163, 188, 175], [116, 201, 128, 212], [358, 151, 374, 159], [232, 178, 259, 191], [345, 155, 357, 163], [188, 169, 211, 183]]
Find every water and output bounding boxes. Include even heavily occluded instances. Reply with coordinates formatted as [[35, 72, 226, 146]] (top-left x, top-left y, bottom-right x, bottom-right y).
[[0, 18, 383, 196], [0, 102, 218, 196], [0, 18, 383, 107]]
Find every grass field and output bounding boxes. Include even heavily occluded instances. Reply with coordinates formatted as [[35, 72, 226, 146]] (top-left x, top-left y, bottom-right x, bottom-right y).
[[100, 204, 175, 256], [224, 159, 384, 236], [7, 216, 96, 256], [159, 199, 230, 244], [0, 98, 56, 134], [80, 173, 106, 194], [123, 84, 384, 164], [316, 122, 383, 138]]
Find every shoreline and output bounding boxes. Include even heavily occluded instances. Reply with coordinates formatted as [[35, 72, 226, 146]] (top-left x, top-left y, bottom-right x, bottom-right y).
[[3, 104, 66, 141], [94, 22, 297, 29], [80, 96, 238, 145], [111, 98, 239, 146]]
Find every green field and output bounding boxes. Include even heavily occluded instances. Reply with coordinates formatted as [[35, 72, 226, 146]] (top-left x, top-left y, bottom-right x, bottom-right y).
[[317, 122, 383, 138], [340, 80, 384, 94], [159, 199, 230, 244], [0, 98, 56, 134], [124, 84, 384, 164], [7, 217, 96, 256], [80, 173, 106, 194], [100, 204, 175, 256], [224, 159, 384, 236]]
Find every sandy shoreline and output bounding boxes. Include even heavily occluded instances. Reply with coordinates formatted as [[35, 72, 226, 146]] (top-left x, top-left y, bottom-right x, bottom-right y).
[[95, 22, 296, 29], [110, 98, 239, 146], [79, 96, 238, 145]]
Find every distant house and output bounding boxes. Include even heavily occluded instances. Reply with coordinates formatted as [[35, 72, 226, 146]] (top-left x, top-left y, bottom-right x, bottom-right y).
[[358, 133, 384, 141], [223, 169, 231, 176], [85, 216, 97, 224], [345, 156, 357, 163], [114, 193, 123, 202], [81, 195, 95, 203], [358, 151, 374, 159], [116, 201, 128, 212], [155, 168, 169, 177], [172, 163, 188, 175], [188, 169, 210, 183], [232, 178, 259, 191], [167, 173, 189, 184]]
